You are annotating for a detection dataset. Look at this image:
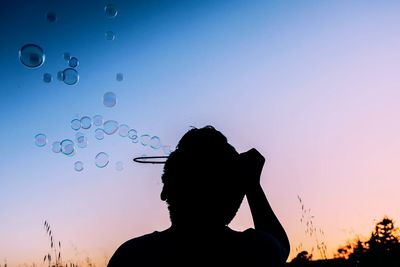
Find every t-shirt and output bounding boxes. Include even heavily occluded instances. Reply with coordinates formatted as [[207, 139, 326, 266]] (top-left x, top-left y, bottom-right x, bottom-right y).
[[108, 227, 287, 266]]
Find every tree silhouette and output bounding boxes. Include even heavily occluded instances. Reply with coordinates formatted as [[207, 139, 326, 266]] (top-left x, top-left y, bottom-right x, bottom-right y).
[[364, 216, 400, 266], [334, 216, 400, 267]]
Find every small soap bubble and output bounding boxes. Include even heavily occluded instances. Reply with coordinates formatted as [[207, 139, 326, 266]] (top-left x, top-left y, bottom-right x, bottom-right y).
[[62, 68, 79, 85], [52, 141, 61, 153], [76, 135, 88, 148], [60, 139, 75, 155], [140, 134, 150, 146], [80, 116, 92, 129], [63, 52, 71, 61], [71, 119, 81, 131], [118, 124, 129, 137], [19, 44, 45, 68], [34, 133, 47, 147], [68, 57, 79, 68], [46, 12, 57, 23], [95, 128, 105, 140], [104, 4, 118, 18], [74, 161, 84, 172], [116, 73, 123, 81], [103, 120, 119, 135], [150, 136, 161, 149], [128, 129, 137, 140], [105, 31, 115, 41], [57, 70, 64, 81], [95, 152, 109, 168], [103, 92, 117, 107], [93, 115, 103, 126], [43, 73, 52, 83], [162, 145, 173, 155], [115, 161, 124, 171]]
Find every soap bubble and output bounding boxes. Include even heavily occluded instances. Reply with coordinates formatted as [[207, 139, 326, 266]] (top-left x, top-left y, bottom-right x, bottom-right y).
[[116, 73, 123, 81], [74, 161, 84, 172], [115, 161, 124, 171], [103, 120, 118, 135], [103, 92, 116, 107], [75, 132, 88, 148], [19, 44, 45, 68], [104, 4, 118, 18], [128, 129, 138, 140], [140, 134, 150, 146], [93, 115, 103, 126], [63, 52, 71, 61], [71, 119, 81, 131], [95, 152, 109, 168], [105, 31, 115, 41], [95, 128, 105, 140], [52, 141, 61, 153], [62, 68, 79, 85], [34, 133, 47, 147], [150, 136, 161, 149], [46, 12, 57, 23], [43, 73, 52, 83], [118, 124, 129, 137], [57, 70, 64, 81], [68, 57, 79, 68], [80, 116, 92, 129], [60, 139, 75, 155]]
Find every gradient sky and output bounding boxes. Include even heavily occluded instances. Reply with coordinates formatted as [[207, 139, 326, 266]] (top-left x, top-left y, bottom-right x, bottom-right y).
[[1, 0, 400, 265]]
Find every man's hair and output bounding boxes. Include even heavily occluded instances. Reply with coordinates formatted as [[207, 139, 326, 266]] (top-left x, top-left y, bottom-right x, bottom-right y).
[[161, 126, 245, 226]]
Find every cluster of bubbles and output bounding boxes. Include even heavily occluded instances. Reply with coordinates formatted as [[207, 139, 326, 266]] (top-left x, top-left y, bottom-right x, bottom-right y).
[[30, 4, 170, 173], [19, 4, 123, 84], [104, 4, 118, 41], [34, 114, 172, 172], [18, 44, 79, 85]]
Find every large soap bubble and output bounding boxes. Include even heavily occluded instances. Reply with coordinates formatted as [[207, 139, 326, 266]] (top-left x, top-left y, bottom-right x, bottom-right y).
[[118, 124, 129, 137], [62, 68, 79, 85], [103, 92, 116, 107], [19, 44, 45, 68], [150, 136, 161, 149], [95, 128, 105, 140], [60, 139, 75, 155], [95, 152, 109, 168], [71, 119, 81, 131], [93, 115, 103, 126], [103, 120, 119, 135], [34, 133, 47, 147], [74, 161, 84, 172], [104, 4, 118, 18], [68, 57, 79, 68], [105, 31, 116, 41], [80, 116, 92, 129], [52, 141, 61, 153]]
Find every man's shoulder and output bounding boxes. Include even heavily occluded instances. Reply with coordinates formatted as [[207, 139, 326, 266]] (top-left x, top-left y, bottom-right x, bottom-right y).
[[108, 231, 166, 266]]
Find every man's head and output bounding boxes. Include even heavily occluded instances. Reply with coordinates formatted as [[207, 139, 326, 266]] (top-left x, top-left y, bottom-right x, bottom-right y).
[[161, 126, 245, 227]]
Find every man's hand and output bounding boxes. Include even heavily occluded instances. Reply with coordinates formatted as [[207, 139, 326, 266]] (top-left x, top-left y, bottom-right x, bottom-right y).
[[239, 148, 265, 191]]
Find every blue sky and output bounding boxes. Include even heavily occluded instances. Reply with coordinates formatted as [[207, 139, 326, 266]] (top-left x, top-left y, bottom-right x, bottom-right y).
[[2, 0, 400, 265]]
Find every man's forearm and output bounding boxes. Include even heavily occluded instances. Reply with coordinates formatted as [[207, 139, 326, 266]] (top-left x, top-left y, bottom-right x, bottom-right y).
[[246, 183, 290, 254]]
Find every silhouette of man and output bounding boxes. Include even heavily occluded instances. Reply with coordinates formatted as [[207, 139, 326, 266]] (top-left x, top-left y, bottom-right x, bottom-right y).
[[108, 126, 290, 266]]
